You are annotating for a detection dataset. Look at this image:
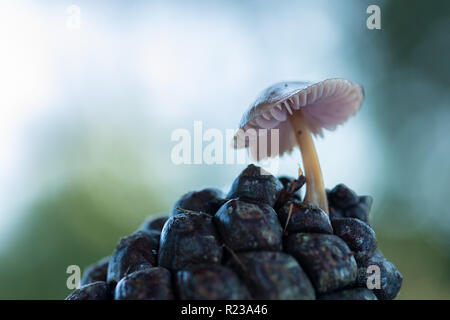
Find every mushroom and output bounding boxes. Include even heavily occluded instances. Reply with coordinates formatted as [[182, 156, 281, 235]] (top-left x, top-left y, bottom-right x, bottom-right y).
[[234, 78, 364, 214]]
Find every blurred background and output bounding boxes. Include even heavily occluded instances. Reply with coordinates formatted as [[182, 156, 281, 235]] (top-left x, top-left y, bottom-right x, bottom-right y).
[[0, 0, 449, 299]]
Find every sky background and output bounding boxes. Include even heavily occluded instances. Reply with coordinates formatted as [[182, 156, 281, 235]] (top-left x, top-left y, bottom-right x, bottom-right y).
[[0, 0, 449, 299]]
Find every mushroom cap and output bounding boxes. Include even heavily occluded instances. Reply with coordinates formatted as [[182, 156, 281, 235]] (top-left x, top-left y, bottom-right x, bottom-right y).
[[234, 78, 364, 157]]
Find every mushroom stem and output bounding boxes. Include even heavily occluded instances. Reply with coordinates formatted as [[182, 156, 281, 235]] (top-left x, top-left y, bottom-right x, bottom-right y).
[[289, 111, 329, 214]]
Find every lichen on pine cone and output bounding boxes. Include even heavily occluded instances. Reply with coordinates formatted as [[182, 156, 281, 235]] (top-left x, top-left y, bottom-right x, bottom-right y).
[[66, 164, 402, 300]]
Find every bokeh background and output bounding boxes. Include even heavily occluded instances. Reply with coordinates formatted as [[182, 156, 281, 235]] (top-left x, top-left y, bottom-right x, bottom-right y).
[[0, 0, 449, 299]]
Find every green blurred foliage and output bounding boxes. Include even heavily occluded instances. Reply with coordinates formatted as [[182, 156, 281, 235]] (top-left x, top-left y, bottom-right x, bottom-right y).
[[0, 124, 168, 299], [350, 0, 450, 299], [377, 232, 450, 299], [0, 173, 166, 299]]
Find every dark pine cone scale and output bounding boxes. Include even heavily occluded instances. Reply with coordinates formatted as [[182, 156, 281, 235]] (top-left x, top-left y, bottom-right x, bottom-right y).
[[66, 165, 402, 300]]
